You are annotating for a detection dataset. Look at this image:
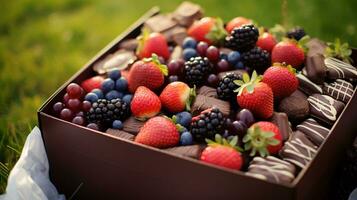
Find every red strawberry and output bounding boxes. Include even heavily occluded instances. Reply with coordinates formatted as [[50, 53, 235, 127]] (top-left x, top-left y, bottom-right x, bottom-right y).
[[81, 76, 104, 93], [225, 17, 252, 34], [159, 81, 195, 113], [128, 54, 168, 93], [187, 17, 227, 45], [136, 29, 170, 60], [130, 86, 161, 120], [243, 121, 282, 157], [256, 32, 277, 53], [234, 71, 274, 119], [200, 134, 243, 170], [271, 40, 305, 68], [262, 64, 299, 99], [135, 116, 180, 148]]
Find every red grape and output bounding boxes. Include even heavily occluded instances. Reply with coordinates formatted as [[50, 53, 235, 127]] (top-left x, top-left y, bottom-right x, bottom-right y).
[[82, 101, 92, 112], [206, 46, 220, 62], [76, 111, 84, 117], [66, 83, 82, 99], [207, 74, 219, 87], [167, 60, 181, 75], [196, 41, 208, 56], [72, 116, 85, 126], [67, 98, 82, 112], [53, 102, 64, 113], [63, 93, 70, 104], [60, 108, 73, 121], [216, 59, 231, 72]]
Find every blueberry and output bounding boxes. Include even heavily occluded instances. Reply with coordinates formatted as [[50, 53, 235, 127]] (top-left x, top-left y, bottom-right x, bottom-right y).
[[183, 48, 198, 61], [105, 90, 123, 100], [234, 61, 244, 69], [228, 51, 241, 65], [220, 52, 228, 60], [122, 94, 133, 104], [180, 131, 193, 145], [112, 120, 123, 130], [175, 111, 192, 128], [85, 92, 99, 103], [115, 77, 128, 92], [91, 89, 104, 99], [108, 69, 121, 80], [182, 37, 197, 49], [101, 78, 115, 93]]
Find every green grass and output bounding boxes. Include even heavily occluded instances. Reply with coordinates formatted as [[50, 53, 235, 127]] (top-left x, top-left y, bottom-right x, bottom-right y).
[[0, 0, 356, 193]]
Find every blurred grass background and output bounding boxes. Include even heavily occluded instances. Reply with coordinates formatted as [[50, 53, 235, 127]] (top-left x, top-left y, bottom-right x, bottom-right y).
[[0, 0, 356, 193]]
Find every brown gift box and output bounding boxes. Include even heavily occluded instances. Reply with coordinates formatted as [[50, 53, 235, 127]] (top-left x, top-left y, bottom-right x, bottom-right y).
[[38, 7, 357, 200]]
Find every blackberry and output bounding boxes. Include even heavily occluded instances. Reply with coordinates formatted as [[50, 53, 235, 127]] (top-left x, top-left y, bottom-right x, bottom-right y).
[[286, 27, 306, 41], [217, 73, 241, 100], [225, 24, 259, 51], [86, 98, 130, 126], [184, 56, 213, 87], [241, 47, 270, 73], [191, 107, 226, 142]]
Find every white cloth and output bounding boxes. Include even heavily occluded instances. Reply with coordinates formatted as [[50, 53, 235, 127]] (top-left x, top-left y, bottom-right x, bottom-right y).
[[0, 127, 65, 200]]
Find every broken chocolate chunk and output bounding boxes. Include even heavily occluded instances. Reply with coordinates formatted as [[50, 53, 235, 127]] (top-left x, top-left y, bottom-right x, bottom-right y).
[[106, 129, 135, 141], [197, 86, 217, 98], [246, 156, 296, 184], [278, 90, 310, 123], [145, 14, 177, 33], [164, 145, 205, 159], [93, 50, 136, 74], [123, 116, 145, 135], [269, 112, 292, 142], [297, 118, 330, 146], [296, 73, 323, 96], [323, 79, 354, 103], [173, 1, 203, 27], [280, 131, 318, 169], [191, 94, 230, 116], [307, 94, 345, 125]]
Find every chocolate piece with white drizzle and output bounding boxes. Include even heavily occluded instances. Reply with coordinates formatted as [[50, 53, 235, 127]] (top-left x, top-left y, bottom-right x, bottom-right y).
[[280, 131, 318, 169], [307, 94, 345, 125], [323, 79, 354, 103], [324, 57, 357, 80], [246, 156, 296, 184], [296, 73, 323, 96], [297, 118, 330, 146]]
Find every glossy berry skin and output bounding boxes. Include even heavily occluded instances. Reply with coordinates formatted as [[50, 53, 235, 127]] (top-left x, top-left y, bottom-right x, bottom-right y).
[[196, 41, 209, 56], [188, 17, 220, 44], [183, 48, 198, 61], [271, 41, 305, 68], [167, 60, 182, 75], [200, 145, 242, 170], [207, 74, 219, 87], [60, 108, 73, 121], [82, 101, 92, 112], [262, 65, 299, 99], [91, 89, 104, 99], [180, 131, 193, 146], [137, 32, 170, 60], [53, 102, 64, 113], [72, 116, 85, 126], [160, 81, 191, 113], [231, 120, 248, 136], [216, 59, 231, 72], [135, 116, 180, 148], [225, 17, 252, 34], [256, 32, 277, 53], [175, 111, 192, 128], [112, 120, 124, 130], [66, 83, 82, 99], [87, 123, 99, 130], [122, 94, 133, 105], [182, 37, 197, 49], [108, 69, 121, 80], [105, 90, 123, 100], [81, 76, 104, 93], [206, 46, 220, 62], [85, 92, 99, 103], [131, 86, 161, 120], [234, 61, 244, 69], [227, 51, 241, 65], [237, 82, 274, 119], [236, 109, 255, 127], [115, 78, 128, 92], [101, 78, 115, 93], [67, 98, 82, 112], [63, 93, 70, 104]]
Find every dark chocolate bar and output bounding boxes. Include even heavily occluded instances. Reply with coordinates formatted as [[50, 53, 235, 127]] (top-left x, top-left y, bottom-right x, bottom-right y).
[[278, 90, 310, 123], [197, 86, 218, 98], [296, 73, 323, 96], [246, 156, 296, 184], [123, 116, 145, 135], [269, 112, 292, 141], [145, 14, 177, 33], [164, 145, 205, 159], [324, 57, 357, 80], [307, 94, 345, 125], [118, 39, 138, 51], [297, 118, 330, 146], [323, 79, 354, 103], [280, 131, 318, 169], [305, 54, 326, 84], [306, 38, 327, 57], [173, 1, 203, 27], [106, 129, 135, 141], [191, 94, 230, 116]]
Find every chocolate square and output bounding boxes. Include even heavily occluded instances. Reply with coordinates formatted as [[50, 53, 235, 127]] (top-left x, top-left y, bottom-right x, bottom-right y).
[[297, 118, 330, 146], [191, 94, 230, 116], [145, 14, 177, 33], [173, 1, 203, 27], [164, 145, 205, 159], [305, 54, 327, 84], [323, 79, 354, 103], [278, 90, 310, 123], [296, 73, 323, 96], [324, 57, 357, 80]]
